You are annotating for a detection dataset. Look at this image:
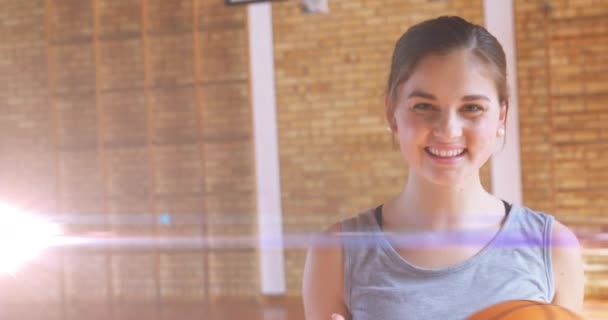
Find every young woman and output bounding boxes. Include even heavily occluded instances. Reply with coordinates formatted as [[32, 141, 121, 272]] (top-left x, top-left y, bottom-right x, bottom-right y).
[[302, 16, 584, 320]]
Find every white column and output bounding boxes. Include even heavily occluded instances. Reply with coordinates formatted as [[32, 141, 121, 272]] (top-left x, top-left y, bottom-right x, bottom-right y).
[[484, 0, 523, 205], [247, 2, 286, 294]]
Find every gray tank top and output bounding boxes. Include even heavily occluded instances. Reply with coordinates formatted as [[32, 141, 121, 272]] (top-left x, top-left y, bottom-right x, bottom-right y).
[[341, 203, 554, 320]]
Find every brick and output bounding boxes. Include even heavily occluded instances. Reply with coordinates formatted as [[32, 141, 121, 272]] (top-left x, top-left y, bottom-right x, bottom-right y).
[[107, 195, 155, 237], [159, 253, 206, 301], [206, 202, 256, 240], [198, 28, 248, 82], [98, 38, 145, 90], [101, 90, 147, 146], [0, 95, 52, 148], [105, 147, 151, 197], [156, 195, 203, 218], [150, 87, 200, 144], [112, 254, 157, 302], [198, 0, 246, 30], [55, 93, 98, 148], [50, 0, 93, 43], [58, 149, 103, 197], [0, 0, 45, 43], [155, 194, 205, 236], [53, 43, 96, 94], [200, 82, 250, 140], [147, 34, 194, 87], [0, 148, 55, 212], [64, 253, 109, 302], [208, 250, 258, 296], [0, 44, 47, 97], [203, 140, 254, 195], [146, 0, 193, 33], [97, 0, 141, 36], [153, 144, 203, 195]]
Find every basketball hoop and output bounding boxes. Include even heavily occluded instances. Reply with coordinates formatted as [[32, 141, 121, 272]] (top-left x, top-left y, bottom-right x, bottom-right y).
[[300, 0, 329, 14], [225, 0, 285, 5], [226, 0, 328, 13]]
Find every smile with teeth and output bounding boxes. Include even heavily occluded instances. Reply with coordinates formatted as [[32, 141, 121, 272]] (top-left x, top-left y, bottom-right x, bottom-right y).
[[426, 147, 466, 158]]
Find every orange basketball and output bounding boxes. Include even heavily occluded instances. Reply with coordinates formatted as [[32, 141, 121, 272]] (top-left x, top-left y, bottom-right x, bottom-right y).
[[467, 300, 584, 320]]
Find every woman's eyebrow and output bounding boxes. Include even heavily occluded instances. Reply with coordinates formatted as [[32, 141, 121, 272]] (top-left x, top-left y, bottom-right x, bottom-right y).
[[407, 91, 491, 102], [407, 90, 436, 100], [462, 94, 491, 102]]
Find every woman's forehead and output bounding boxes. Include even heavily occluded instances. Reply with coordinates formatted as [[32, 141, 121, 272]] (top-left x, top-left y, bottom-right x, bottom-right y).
[[400, 51, 499, 101]]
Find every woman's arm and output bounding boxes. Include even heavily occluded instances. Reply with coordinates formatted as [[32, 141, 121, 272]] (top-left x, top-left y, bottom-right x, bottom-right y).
[[551, 220, 585, 314], [302, 222, 351, 320]]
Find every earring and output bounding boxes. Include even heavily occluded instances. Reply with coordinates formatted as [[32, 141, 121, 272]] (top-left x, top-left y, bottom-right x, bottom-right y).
[[386, 126, 392, 132], [497, 127, 505, 137]]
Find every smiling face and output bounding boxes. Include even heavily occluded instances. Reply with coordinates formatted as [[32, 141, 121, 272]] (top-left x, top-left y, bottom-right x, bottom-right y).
[[389, 49, 507, 187]]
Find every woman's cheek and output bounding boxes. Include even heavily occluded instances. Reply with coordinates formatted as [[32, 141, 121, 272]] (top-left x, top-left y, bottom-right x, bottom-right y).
[[468, 124, 498, 157]]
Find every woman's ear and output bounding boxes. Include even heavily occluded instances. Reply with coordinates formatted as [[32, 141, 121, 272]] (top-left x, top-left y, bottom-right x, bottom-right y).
[[499, 102, 508, 127], [385, 95, 396, 133]]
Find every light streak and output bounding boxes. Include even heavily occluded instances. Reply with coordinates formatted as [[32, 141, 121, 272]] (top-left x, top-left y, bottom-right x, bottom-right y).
[[0, 204, 61, 275]]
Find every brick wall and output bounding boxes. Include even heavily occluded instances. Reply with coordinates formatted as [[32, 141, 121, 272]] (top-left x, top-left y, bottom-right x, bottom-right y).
[[514, 0, 608, 297], [516, 0, 608, 215], [0, 0, 256, 314]]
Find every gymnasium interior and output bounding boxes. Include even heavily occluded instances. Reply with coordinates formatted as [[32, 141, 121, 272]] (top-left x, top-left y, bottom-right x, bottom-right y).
[[0, 0, 607, 319]]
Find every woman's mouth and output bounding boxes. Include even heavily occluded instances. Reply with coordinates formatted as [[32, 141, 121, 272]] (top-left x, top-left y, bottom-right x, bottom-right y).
[[425, 147, 467, 158]]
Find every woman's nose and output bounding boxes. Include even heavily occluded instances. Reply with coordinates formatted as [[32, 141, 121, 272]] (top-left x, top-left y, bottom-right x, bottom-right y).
[[432, 112, 463, 140]]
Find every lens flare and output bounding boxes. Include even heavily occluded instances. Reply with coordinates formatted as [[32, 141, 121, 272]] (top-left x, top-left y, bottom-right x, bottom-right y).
[[0, 204, 61, 275]]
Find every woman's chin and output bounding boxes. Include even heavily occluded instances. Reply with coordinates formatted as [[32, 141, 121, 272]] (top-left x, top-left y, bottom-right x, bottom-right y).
[[423, 171, 474, 188]]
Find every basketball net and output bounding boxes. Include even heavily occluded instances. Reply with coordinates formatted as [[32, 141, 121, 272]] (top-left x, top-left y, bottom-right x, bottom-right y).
[[300, 0, 329, 14]]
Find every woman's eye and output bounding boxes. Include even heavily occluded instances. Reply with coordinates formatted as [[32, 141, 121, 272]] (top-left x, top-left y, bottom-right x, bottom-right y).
[[462, 104, 483, 112], [413, 103, 434, 111]]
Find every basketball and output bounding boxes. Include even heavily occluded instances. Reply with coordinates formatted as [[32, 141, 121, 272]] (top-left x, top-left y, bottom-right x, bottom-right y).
[[467, 300, 584, 320]]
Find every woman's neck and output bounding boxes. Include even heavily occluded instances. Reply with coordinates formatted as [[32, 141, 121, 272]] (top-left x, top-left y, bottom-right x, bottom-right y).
[[384, 173, 504, 232]]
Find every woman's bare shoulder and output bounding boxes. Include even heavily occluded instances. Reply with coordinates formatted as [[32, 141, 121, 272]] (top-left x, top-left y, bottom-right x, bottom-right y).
[[302, 221, 350, 320], [550, 219, 584, 313]]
